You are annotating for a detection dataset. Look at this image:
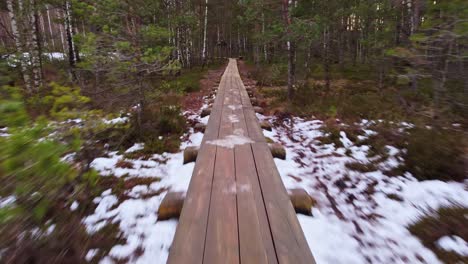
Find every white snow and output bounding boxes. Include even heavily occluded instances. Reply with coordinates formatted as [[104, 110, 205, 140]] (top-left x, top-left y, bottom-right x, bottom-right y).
[[0, 196, 16, 208], [206, 134, 253, 148], [227, 104, 242, 111], [0, 127, 9, 137], [44, 52, 65, 60], [125, 143, 144, 153], [83, 111, 202, 263], [228, 114, 239, 123], [339, 131, 353, 148], [436, 236, 468, 256], [103, 117, 128, 125], [86, 249, 99, 262], [70, 201, 79, 211], [261, 115, 468, 264]]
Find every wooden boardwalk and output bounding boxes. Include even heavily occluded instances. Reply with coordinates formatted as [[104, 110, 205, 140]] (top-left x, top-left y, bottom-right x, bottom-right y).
[[168, 59, 315, 264]]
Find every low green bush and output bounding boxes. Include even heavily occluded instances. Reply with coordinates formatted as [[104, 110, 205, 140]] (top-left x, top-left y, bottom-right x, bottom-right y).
[[403, 128, 465, 182], [253, 63, 287, 86], [128, 102, 186, 154], [0, 87, 98, 225]]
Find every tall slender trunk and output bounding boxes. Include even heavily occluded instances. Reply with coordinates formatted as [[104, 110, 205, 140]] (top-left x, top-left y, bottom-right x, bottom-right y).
[[64, 1, 76, 69], [283, 0, 294, 99], [262, 11, 267, 62], [39, 11, 47, 48], [46, 5, 55, 49], [201, 0, 208, 65], [324, 27, 331, 90], [30, 0, 43, 90], [57, 11, 66, 54], [7, 0, 32, 93]]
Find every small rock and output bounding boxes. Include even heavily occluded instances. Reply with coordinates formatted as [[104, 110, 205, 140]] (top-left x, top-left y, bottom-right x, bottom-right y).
[[183, 146, 199, 164], [265, 137, 274, 143], [158, 192, 185, 220], [194, 123, 206, 132], [251, 98, 258, 105], [269, 143, 286, 160], [253, 106, 264, 114], [207, 98, 214, 104], [288, 189, 315, 216], [260, 121, 272, 131], [201, 108, 211, 117]]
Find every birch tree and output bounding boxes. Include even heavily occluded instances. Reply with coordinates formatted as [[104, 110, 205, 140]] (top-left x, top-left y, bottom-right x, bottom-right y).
[[201, 0, 208, 65], [6, 0, 32, 93]]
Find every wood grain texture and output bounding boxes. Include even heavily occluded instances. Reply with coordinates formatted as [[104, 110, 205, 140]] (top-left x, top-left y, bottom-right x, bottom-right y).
[[167, 59, 315, 264]]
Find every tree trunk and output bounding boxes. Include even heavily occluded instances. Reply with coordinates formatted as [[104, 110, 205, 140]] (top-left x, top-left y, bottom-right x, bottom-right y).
[[324, 28, 331, 90], [46, 5, 55, 50], [64, 1, 76, 69], [283, 0, 294, 99], [57, 11, 67, 54], [6, 0, 32, 93], [201, 0, 208, 66], [29, 0, 43, 90], [262, 11, 267, 62], [287, 41, 295, 99]]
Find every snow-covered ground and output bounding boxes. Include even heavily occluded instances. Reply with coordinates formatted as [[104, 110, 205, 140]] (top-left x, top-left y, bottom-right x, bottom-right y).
[[81, 108, 467, 264], [259, 114, 468, 264], [81, 111, 206, 263]]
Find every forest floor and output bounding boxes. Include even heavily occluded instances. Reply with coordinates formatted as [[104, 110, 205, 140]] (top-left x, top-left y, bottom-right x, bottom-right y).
[[80, 60, 467, 264], [75, 67, 226, 263], [2, 59, 466, 264], [237, 60, 468, 264], [259, 115, 467, 263]]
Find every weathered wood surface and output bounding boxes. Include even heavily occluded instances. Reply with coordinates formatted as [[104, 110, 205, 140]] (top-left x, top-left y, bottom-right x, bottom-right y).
[[167, 59, 315, 264]]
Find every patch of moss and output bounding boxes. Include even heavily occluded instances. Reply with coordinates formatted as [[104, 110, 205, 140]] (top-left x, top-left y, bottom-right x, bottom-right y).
[[345, 162, 378, 172], [409, 206, 468, 263], [402, 128, 465, 182]]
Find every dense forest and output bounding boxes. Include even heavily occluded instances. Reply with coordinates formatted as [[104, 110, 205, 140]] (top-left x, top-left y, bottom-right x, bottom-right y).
[[0, 0, 467, 263]]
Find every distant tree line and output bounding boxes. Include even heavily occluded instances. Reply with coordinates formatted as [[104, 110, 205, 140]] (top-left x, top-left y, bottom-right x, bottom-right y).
[[0, 0, 466, 117]]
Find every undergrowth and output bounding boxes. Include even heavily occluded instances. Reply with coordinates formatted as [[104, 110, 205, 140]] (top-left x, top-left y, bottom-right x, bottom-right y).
[[409, 206, 468, 264]]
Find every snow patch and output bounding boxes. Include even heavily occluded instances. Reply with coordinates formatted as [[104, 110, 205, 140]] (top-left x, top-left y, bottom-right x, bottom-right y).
[[83, 111, 201, 263], [104, 117, 128, 125], [70, 201, 79, 211], [125, 143, 144, 153], [436, 236, 468, 256], [228, 114, 239, 123], [262, 115, 467, 263], [207, 134, 253, 148]]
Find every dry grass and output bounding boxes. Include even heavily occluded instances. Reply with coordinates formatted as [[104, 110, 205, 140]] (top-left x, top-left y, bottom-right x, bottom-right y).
[[409, 206, 468, 263]]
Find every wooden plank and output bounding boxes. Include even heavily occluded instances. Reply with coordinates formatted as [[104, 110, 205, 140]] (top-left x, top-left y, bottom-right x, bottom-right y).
[[169, 58, 315, 264], [243, 106, 266, 143], [204, 69, 239, 264], [230, 72, 276, 264], [167, 144, 217, 264], [228, 70, 265, 143], [232, 63, 253, 107], [251, 142, 316, 264], [203, 147, 238, 264], [234, 143, 278, 264], [167, 61, 230, 264]]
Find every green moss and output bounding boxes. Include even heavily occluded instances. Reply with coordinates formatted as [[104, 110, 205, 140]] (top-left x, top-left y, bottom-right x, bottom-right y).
[[403, 128, 465, 182], [158, 67, 208, 94]]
